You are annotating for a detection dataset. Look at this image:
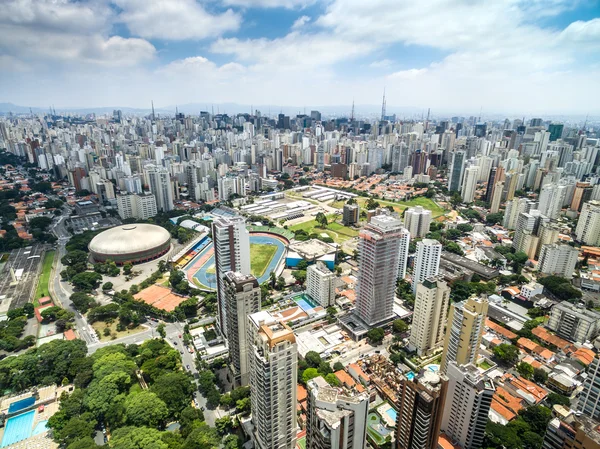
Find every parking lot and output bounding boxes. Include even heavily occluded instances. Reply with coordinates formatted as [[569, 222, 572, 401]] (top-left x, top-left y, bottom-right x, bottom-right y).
[[69, 213, 120, 233], [0, 244, 45, 314]]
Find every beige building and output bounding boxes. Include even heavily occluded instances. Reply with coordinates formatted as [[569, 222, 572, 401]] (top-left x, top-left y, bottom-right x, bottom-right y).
[[409, 277, 450, 356], [441, 296, 488, 373]]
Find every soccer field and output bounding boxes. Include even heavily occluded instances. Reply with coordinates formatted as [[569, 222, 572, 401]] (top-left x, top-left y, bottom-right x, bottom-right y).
[[250, 243, 278, 278]]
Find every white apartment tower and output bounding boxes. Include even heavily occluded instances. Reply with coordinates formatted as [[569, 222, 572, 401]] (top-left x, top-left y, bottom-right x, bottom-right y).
[[355, 214, 404, 326], [404, 205, 432, 238], [306, 262, 336, 308], [146, 166, 174, 212], [576, 200, 600, 246], [441, 363, 495, 449], [116, 192, 158, 220], [577, 356, 600, 419], [248, 311, 298, 449], [461, 165, 479, 204], [397, 227, 411, 280], [412, 239, 442, 294], [537, 244, 579, 279], [224, 272, 261, 387], [212, 216, 251, 337], [306, 376, 369, 449], [409, 277, 451, 356], [538, 183, 567, 219]]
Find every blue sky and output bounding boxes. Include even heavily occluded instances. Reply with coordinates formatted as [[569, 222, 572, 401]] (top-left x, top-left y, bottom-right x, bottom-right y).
[[0, 0, 599, 115]]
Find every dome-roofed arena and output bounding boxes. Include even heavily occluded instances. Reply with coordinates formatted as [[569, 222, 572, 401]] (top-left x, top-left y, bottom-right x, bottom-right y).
[[88, 224, 171, 265]]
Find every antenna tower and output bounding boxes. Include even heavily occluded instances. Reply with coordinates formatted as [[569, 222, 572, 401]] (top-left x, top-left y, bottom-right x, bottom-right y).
[[381, 88, 386, 121]]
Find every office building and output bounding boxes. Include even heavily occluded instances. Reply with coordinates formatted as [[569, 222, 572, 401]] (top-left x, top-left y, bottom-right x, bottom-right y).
[[342, 203, 360, 226], [306, 262, 335, 308], [404, 205, 432, 238], [306, 376, 369, 449], [577, 357, 600, 420], [461, 165, 479, 204], [484, 167, 498, 203], [397, 227, 410, 280], [409, 277, 450, 356], [548, 123, 564, 142], [396, 369, 448, 449], [355, 214, 403, 326], [146, 166, 174, 212], [441, 296, 488, 373], [248, 311, 298, 449], [576, 201, 600, 246], [441, 363, 495, 449], [224, 272, 261, 387], [547, 302, 600, 344], [116, 192, 157, 220], [448, 151, 465, 192], [412, 239, 442, 293], [212, 216, 251, 336], [537, 244, 579, 279]]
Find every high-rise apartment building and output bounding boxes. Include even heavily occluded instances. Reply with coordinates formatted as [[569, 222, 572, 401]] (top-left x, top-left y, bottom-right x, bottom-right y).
[[412, 239, 442, 293], [577, 356, 600, 420], [397, 227, 410, 280], [248, 311, 298, 449], [396, 370, 448, 449], [306, 376, 369, 449], [212, 216, 251, 336], [404, 205, 432, 238], [571, 182, 593, 212], [513, 210, 549, 252], [489, 181, 504, 214], [461, 165, 479, 204], [224, 272, 261, 386], [576, 201, 600, 246], [543, 414, 600, 449], [503, 198, 538, 230], [409, 277, 450, 356], [441, 363, 495, 449], [355, 214, 403, 326], [448, 151, 465, 192], [342, 203, 360, 226], [441, 296, 488, 373], [306, 262, 335, 308], [116, 192, 158, 220], [537, 244, 579, 279], [547, 302, 600, 344], [146, 166, 174, 212], [538, 183, 567, 219]]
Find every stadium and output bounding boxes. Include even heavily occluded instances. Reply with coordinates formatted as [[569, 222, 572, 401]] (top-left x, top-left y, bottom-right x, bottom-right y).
[[88, 224, 171, 265]]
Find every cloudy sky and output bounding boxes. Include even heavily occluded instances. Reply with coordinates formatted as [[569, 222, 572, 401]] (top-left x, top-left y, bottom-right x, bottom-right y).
[[1, 0, 599, 115]]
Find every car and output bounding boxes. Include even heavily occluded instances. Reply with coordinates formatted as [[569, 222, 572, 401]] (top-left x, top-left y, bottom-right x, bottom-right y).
[[180, 350, 184, 354], [186, 364, 191, 370], [200, 407, 205, 411], [173, 340, 178, 345], [179, 334, 182, 338]]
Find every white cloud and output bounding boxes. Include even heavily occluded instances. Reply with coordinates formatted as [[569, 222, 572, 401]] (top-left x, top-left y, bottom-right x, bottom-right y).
[[387, 68, 427, 79], [221, 0, 315, 8], [291, 15, 310, 30], [559, 18, 600, 46], [114, 0, 241, 40], [369, 59, 393, 68]]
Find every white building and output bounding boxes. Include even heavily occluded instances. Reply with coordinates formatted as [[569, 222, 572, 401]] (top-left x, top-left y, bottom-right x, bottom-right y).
[[116, 192, 157, 220], [212, 216, 251, 337], [412, 239, 442, 293], [576, 200, 600, 246], [538, 183, 567, 219], [461, 165, 479, 204], [306, 262, 336, 308], [355, 214, 404, 326], [248, 311, 298, 449], [397, 227, 410, 280], [306, 376, 369, 449], [224, 272, 261, 387], [409, 277, 450, 356], [146, 166, 174, 212], [404, 205, 432, 238], [441, 362, 495, 449], [537, 244, 579, 279], [547, 302, 600, 344], [519, 282, 544, 300]]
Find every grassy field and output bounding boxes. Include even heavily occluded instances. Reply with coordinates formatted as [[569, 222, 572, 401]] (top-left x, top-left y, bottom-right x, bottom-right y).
[[289, 215, 358, 243], [34, 250, 55, 305], [91, 320, 145, 342], [354, 196, 447, 218], [250, 243, 278, 277]]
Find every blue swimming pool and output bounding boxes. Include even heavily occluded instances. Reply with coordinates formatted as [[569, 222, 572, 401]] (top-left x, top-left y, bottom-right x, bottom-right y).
[[406, 371, 415, 381], [7, 396, 35, 414], [385, 408, 398, 423], [32, 420, 48, 436], [1, 410, 35, 447], [295, 294, 318, 311]]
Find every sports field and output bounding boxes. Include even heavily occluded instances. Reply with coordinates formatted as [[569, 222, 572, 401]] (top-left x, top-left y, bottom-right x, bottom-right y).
[[34, 250, 54, 303], [251, 243, 278, 278], [289, 215, 358, 243]]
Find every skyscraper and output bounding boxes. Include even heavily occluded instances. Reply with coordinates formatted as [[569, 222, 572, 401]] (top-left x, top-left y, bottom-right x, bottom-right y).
[[441, 296, 488, 373], [212, 216, 251, 336], [409, 277, 450, 356], [412, 239, 442, 293], [448, 151, 465, 192], [538, 183, 567, 219], [397, 227, 411, 280], [396, 370, 448, 449], [404, 206, 432, 238], [538, 244, 579, 279], [578, 356, 600, 420], [441, 363, 495, 449], [306, 376, 369, 449], [306, 262, 335, 307], [248, 311, 298, 449], [576, 201, 600, 246], [224, 272, 261, 386], [484, 167, 497, 203], [355, 214, 403, 326], [146, 166, 174, 212], [461, 165, 479, 204]]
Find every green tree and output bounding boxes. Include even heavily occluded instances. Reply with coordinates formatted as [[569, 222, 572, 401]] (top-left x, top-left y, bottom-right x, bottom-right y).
[[325, 373, 341, 386], [70, 292, 95, 313], [102, 281, 113, 291], [151, 372, 195, 417], [315, 212, 328, 228], [302, 368, 320, 384], [333, 362, 344, 371], [183, 424, 220, 449], [519, 405, 552, 434], [546, 392, 570, 407], [392, 319, 408, 334], [110, 426, 169, 449], [367, 327, 385, 345], [516, 362, 534, 379], [157, 323, 166, 339], [492, 343, 519, 365], [123, 263, 133, 275], [486, 212, 504, 225], [71, 271, 103, 291], [304, 351, 322, 368], [125, 391, 169, 428], [533, 368, 548, 384]]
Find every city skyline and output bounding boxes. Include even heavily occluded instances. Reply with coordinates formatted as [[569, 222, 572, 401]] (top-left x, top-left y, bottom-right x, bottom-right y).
[[1, 0, 599, 114]]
